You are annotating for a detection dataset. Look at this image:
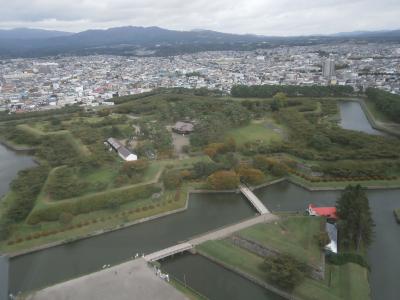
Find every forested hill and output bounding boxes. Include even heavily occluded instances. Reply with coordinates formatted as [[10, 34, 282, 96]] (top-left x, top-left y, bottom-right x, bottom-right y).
[[0, 26, 400, 58], [231, 85, 354, 98]]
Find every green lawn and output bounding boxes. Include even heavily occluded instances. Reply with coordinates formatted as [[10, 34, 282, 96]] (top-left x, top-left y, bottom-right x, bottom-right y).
[[226, 119, 283, 145], [237, 216, 323, 267], [198, 239, 370, 300]]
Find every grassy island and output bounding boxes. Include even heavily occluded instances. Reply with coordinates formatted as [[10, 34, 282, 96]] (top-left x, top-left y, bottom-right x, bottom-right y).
[[197, 216, 370, 300]]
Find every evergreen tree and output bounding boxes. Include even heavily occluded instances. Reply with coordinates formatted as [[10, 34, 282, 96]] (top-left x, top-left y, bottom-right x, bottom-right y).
[[336, 185, 375, 251]]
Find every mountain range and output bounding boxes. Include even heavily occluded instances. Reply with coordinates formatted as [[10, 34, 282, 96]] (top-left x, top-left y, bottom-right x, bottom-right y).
[[0, 26, 399, 58]]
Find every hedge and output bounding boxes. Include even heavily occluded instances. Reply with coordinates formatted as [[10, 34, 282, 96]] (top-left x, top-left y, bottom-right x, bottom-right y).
[[27, 184, 161, 224], [326, 252, 370, 270]]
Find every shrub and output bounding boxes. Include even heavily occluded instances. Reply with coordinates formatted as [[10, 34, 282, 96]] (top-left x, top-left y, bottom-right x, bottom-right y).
[[261, 254, 309, 291], [27, 184, 161, 224], [163, 170, 182, 190], [59, 212, 74, 225], [326, 252, 370, 269]]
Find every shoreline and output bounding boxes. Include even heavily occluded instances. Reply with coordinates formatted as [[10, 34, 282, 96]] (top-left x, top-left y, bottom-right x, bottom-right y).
[[0, 139, 36, 153]]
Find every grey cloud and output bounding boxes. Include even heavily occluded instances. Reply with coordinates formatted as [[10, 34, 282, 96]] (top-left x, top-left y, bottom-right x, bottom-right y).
[[0, 0, 398, 35]]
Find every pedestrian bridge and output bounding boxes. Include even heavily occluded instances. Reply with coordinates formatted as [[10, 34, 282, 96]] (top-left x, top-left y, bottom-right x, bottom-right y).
[[144, 242, 193, 262], [239, 184, 270, 214], [144, 214, 278, 262]]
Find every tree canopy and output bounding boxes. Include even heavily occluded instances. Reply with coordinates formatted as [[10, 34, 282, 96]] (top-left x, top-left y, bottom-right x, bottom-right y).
[[336, 185, 375, 251]]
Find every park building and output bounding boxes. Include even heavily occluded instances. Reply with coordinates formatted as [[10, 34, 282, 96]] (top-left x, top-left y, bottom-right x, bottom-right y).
[[105, 137, 137, 161], [172, 121, 194, 135]]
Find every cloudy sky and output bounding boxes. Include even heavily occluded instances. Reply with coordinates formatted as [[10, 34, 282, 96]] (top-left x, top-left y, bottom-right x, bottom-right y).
[[0, 0, 399, 35]]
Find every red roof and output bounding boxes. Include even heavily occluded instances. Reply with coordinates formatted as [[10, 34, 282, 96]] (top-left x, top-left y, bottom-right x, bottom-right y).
[[309, 204, 337, 220]]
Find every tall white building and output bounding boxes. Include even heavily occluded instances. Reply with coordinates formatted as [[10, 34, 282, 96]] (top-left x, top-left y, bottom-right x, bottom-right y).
[[322, 58, 335, 78]]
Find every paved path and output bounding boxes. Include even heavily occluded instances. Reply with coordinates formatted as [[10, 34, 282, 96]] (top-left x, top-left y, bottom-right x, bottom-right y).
[[189, 214, 278, 245], [239, 184, 270, 214], [25, 258, 188, 300]]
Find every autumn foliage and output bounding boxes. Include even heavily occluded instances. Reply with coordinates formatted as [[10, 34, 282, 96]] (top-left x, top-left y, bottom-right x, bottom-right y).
[[207, 170, 240, 190]]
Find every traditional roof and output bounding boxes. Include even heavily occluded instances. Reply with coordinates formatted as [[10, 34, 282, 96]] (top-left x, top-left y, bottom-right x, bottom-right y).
[[106, 137, 123, 150], [173, 121, 194, 133]]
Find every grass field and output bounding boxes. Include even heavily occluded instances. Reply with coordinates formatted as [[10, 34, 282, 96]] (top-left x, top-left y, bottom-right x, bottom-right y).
[[226, 118, 283, 145], [237, 216, 323, 267], [198, 239, 370, 300]]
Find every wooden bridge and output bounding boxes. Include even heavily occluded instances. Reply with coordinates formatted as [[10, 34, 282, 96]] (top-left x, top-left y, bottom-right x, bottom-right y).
[[239, 184, 270, 214]]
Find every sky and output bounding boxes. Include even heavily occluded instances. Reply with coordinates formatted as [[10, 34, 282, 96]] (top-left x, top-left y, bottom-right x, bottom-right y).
[[0, 0, 399, 36]]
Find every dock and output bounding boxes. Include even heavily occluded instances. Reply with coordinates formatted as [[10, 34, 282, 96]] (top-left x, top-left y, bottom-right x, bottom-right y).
[[239, 184, 270, 214]]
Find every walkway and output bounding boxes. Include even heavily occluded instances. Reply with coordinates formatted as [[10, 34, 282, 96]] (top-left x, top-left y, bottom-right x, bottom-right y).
[[144, 214, 278, 262], [239, 184, 270, 214], [144, 243, 193, 262]]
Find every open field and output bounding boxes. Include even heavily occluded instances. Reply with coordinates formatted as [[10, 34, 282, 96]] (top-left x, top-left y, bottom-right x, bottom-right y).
[[237, 216, 323, 267], [226, 119, 283, 145]]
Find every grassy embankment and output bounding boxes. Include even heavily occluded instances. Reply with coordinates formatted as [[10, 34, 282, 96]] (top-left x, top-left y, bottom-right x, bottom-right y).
[[197, 216, 370, 300], [169, 278, 208, 300]]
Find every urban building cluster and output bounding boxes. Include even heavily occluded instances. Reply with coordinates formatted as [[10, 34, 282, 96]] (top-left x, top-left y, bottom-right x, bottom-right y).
[[1, 42, 399, 112]]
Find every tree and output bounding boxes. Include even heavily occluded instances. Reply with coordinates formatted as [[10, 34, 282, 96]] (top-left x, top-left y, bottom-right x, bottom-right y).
[[121, 160, 149, 178], [163, 170, 182, 190], [261, 254, 308, 291], [207, 170, 239, 190], [271, 92, 287, 111], [237, 166, 265, 185], [336, 185, 375, 251]]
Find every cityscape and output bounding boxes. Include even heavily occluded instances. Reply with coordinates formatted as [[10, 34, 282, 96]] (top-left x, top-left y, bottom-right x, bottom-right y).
[[1, 42, 400, 112]]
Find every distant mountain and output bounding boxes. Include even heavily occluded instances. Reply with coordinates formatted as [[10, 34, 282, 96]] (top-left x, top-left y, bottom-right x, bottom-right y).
[[0, 26, 399, 58], [0, 28, 72, 40], [331, 29, 400, 38]]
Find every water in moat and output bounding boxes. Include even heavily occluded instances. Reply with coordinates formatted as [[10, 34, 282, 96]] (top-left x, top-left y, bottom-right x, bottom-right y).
[[338, 101, 384, 135], [0, 144, 35, 198]]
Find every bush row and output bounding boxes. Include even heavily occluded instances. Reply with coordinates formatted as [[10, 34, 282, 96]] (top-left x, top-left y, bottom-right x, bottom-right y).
[[326, 252, 370, 270], [290, 170, 397, 182], [8, 195, 182, 246], [26, 184, 161, 224]]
